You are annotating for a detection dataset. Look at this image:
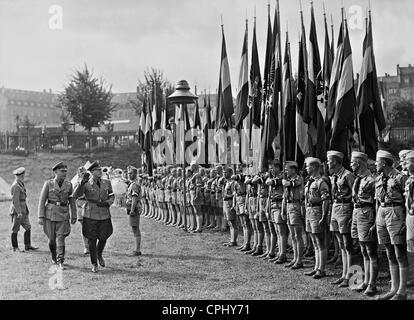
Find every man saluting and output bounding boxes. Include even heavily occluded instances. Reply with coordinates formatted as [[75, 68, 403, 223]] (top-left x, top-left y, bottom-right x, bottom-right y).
[[38, 162, 77, 269], [73, 161, 115, 273]]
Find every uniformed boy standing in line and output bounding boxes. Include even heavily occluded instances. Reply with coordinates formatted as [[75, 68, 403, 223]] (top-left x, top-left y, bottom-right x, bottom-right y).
[[327, 150, 356, 288], [404, 151, 414, 289], [374, 150, 409, 300], [38, 162, 77, 268], [10, 167, 38, 252], [222, 166, 238, 247], [303, 158, 330, 279], [73, 161, 115, 273], [245, 172, 260, 255], [282, 161, 305, 269], [350, 151, 378, 296], [266, 161, 286, 263], [126, 167, 143, 257], [252, 170, 271, 258], [233, 165, 252, 252]]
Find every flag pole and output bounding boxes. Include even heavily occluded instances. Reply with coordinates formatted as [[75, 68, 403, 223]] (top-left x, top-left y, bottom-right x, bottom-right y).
[[277, 0, 285, 165]]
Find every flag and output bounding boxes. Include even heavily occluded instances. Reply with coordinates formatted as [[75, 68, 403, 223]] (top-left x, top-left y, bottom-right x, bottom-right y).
[[203, 93, 212, 166], [326, 20, 344, 144], [283, 34, 296, 161], [262, 6, 273, 125], [303, 4, 326, 161], [143, 94, 153, 175], [330, 20, 356, 157], [235, 20, 249, 130], [216, 26, 234, 130], [295, 12, 309, 166], [249, 18, 263, 131], [323, 12, 334, 150], [193, 99, 201, 130], [259, 4, 281, 171], [356, 12, 386, 159], [151, 85, 160, 130], [138, 94, 146, 147]]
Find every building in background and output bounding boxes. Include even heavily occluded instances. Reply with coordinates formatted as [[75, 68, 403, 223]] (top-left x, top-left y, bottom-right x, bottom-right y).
[[0, 87, 140, 133], [379, 64, 414, 121]]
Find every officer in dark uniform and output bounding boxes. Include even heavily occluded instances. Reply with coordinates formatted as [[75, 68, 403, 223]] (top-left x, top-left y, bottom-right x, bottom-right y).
[[73, 161, 115, 273], [10, 167, 38, 252], [38, 162, 77, 268]]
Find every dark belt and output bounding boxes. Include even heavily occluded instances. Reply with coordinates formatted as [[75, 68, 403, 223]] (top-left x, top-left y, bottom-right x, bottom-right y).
[[380, 202, 403, 208], [224, 197, 233, 201], [306, 202, 322, 208], [354, 203, 375, 209], [237, 193, 246, 196], [333, 200, 352, 204], [48, 200, 68, 206]]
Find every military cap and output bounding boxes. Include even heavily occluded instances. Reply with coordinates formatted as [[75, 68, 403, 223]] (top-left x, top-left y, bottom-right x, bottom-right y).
[[405, 151, 414, 161], [351, 151, 369, 162], [305, 157, 321, 166], [327, 150, 344, 159], [13, 167, 25, 176], [128, 166, 138, 173], [376, 150, 394, 161], [52, 162, 67, 171], [87, 161, 101, 172], [83, 161, 92, 170], [285, 161, 298, 168], [399, 150, 411, 160]]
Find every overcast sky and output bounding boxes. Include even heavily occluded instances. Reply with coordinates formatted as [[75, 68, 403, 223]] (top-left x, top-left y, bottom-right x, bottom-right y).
[[0, 0, 412, 95]]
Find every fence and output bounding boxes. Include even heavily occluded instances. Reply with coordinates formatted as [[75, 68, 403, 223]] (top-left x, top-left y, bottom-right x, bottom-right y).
[[390, 127, 414, 144], [0, 131, 140, 153]]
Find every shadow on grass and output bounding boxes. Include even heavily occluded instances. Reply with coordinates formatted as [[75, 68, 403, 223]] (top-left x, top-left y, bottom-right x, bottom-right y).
[[142, 253, 231, 262], [101, 266, 208, 281]]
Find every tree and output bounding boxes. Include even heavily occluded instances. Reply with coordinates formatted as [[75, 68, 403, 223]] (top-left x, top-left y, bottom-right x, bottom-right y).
[[133, 67, 174, 117], [389, 99, 414, 127], [58, 64, 114, 137]]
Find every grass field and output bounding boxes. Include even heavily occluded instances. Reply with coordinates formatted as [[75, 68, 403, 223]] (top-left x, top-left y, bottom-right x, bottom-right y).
[[0, 153, 413, 300]]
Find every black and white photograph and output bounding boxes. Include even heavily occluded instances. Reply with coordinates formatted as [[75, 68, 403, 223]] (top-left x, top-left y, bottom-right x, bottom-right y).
[[0, 0, 414, 308]]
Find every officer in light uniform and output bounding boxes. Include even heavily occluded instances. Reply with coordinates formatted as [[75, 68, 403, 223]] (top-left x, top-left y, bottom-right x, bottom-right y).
[[327, 150, 356, 288], [10, 167, 38, 252], [38, 162, 77, 268], [350, 151, 378, 296], [375, 150, 409, 300], [126, 166, 143, 257], [73, 161, 115, 273], [282, 161, 305, 269], [404, 150, 414, 289], [304, 157, 330, 280]]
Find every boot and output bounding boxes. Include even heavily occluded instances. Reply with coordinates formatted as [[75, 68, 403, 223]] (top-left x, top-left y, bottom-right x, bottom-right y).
[[57, 246, 65, 265], [24, 230, 38, 251], [11, 233, 19, 251], [49, 243, 57, 264]]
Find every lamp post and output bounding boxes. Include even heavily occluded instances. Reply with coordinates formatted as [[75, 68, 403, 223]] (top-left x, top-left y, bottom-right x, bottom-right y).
[[167, 80, 198, 228]]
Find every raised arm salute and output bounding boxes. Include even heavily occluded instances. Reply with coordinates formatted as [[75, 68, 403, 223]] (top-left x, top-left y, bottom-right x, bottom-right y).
[[72, 161, 114, 273]]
